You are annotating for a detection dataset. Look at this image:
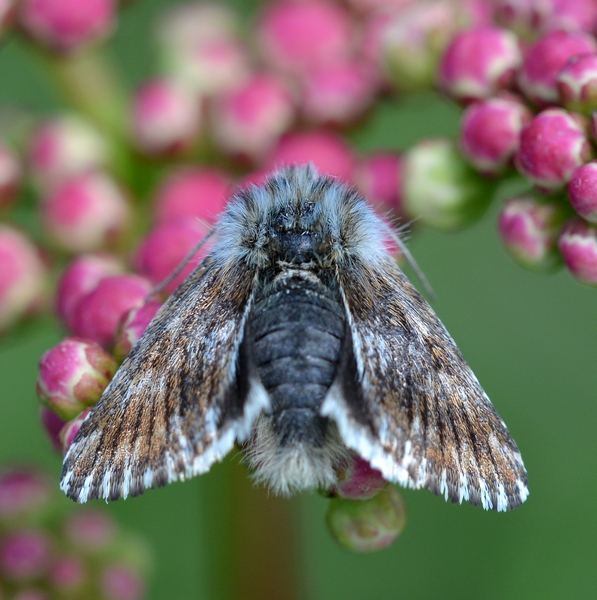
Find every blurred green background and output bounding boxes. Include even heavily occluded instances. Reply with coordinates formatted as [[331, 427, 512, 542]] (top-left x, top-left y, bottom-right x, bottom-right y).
[[1, 1, 596, 599]]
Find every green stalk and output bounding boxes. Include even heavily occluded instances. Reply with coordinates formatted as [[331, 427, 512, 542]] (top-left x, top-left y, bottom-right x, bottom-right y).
[[203, 457, 301, 600]]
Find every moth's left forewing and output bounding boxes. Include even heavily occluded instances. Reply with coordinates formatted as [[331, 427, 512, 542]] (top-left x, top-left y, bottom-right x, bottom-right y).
[[61, 258, 265, 503], [323, 259, 529, 511]]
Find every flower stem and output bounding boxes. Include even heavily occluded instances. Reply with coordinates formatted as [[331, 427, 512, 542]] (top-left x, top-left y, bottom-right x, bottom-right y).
[[203, 457, 300, 600]]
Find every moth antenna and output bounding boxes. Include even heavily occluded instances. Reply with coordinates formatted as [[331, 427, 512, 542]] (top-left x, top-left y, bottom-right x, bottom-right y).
[[147, 226, 217, 299], [388, 224, 436, 302]]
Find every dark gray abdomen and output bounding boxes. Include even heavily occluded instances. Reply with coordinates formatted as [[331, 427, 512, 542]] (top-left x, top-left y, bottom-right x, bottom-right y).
[[246, 272, 345, 447]]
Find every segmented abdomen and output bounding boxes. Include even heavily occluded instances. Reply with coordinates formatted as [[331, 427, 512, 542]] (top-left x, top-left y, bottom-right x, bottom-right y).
[[247, 272, 345, 446]]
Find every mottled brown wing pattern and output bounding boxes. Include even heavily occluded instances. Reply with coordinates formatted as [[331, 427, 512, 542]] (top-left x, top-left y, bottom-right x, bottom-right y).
[[323, 259, 529, 511], [61, 258, 259, 503]]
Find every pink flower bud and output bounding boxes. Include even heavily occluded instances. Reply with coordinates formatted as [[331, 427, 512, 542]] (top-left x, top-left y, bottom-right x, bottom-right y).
[[113, 301, 162, 360], [557, 53, 597, 114], [42, 172, 131, 253], [333, 456, 387, 500], [210, 73, 295, 162], [59, 408, 90, 453], [27, 115, 108, 191], [158, 3, 250, 96], [56, 253, 125, 330], [517, 30, 597, 106], [0, 141, 22, 211], [568, 161, 597, 222], [158, 1, 239, 49], [37, 337, 117, 420], [64, 509, 116, 551], [101, 564, 145, 600], [381, 2, 461, 93], [49, 556, 86, 592], [134, 217, 210, 295], [0, 226, 47, 332], [300, 61, 376, 125], [498, 196, 566, 270], [515, 109, 592, 191], [344, 0, 409, 12], [545, 0, 597, 34], [558, 217, 597, 284], [69, 274, 153, 348], [267, 130, 355, 182], [460, 95, 532, 175], [352, 151, 403, 215], [0, 468, 51, 521], [18, 0, 116, 53], [0, 530, 51, 581], [40, 406, 65, 452], [325, 485, 407, 552], [153, 167, 230, 225], [403, 138, 495, 230], [257, 0, 353, 78], [439, 26, 522, 103], [496, 0, 597, 39], [131, 78, 202, 157]]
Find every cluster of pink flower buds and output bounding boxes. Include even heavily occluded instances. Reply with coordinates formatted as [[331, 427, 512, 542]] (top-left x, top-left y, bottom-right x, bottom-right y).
[[425, 4, 597, 283], [0, 466, 150, 600]]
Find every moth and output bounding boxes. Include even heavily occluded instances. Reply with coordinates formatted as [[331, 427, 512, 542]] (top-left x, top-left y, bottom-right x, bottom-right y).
[[61, 165, 529, 511]]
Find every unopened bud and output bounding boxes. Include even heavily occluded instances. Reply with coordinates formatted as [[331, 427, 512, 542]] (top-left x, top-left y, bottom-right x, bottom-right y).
[[55, 253, 125, 331], [267, 130, 355, 182], [0, 530, 51, 582], [517, 29, 597, 106], [0, 468, 51, 522], [558, 53, 597, 115], [27, 115, 108, 191], [49, 555, 86, 593], [352, 151, 403, 216], [515, 109, 592, 191], [326, 485, 407, 553], [113, 302, 162, 361], [69, 274, 153, 348], [131, 78, 202, 158], [40, 406, 65, 452], [42, 172, 131, 253], [300, 61, 376, 125], [568, 161, 597, 222], [498, 196, 567, 271], [210, 73, 295, 162], [257, 0, 353, 78], [37, 337, 117, 420], [64, 509, 116, 552], [460, 95, 532, 175], [0, 226, 48, 332], [333, 456, 387, 501], [100, 563, 145, 600], [403, 138, 495, 230], [153, 167, 230, 225], [558, 217, 597, 284], [18, 0, 116, 53], [59, 409, 91, 454], [134, 217, 210, 295], [157, 2, 249, 96], [439, 26, 522, 104]]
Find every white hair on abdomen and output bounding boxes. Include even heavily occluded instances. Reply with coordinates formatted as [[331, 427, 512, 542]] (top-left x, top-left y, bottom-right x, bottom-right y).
[[244, 414, 351, 495]]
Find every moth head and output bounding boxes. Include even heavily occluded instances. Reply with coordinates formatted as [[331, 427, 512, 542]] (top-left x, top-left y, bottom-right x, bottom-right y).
[[216, 166, 390, 269]]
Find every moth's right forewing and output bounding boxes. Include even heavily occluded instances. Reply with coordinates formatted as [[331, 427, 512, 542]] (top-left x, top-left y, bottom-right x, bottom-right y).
[[323, 259, 529, 511], [61, 258, 265, 503]]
